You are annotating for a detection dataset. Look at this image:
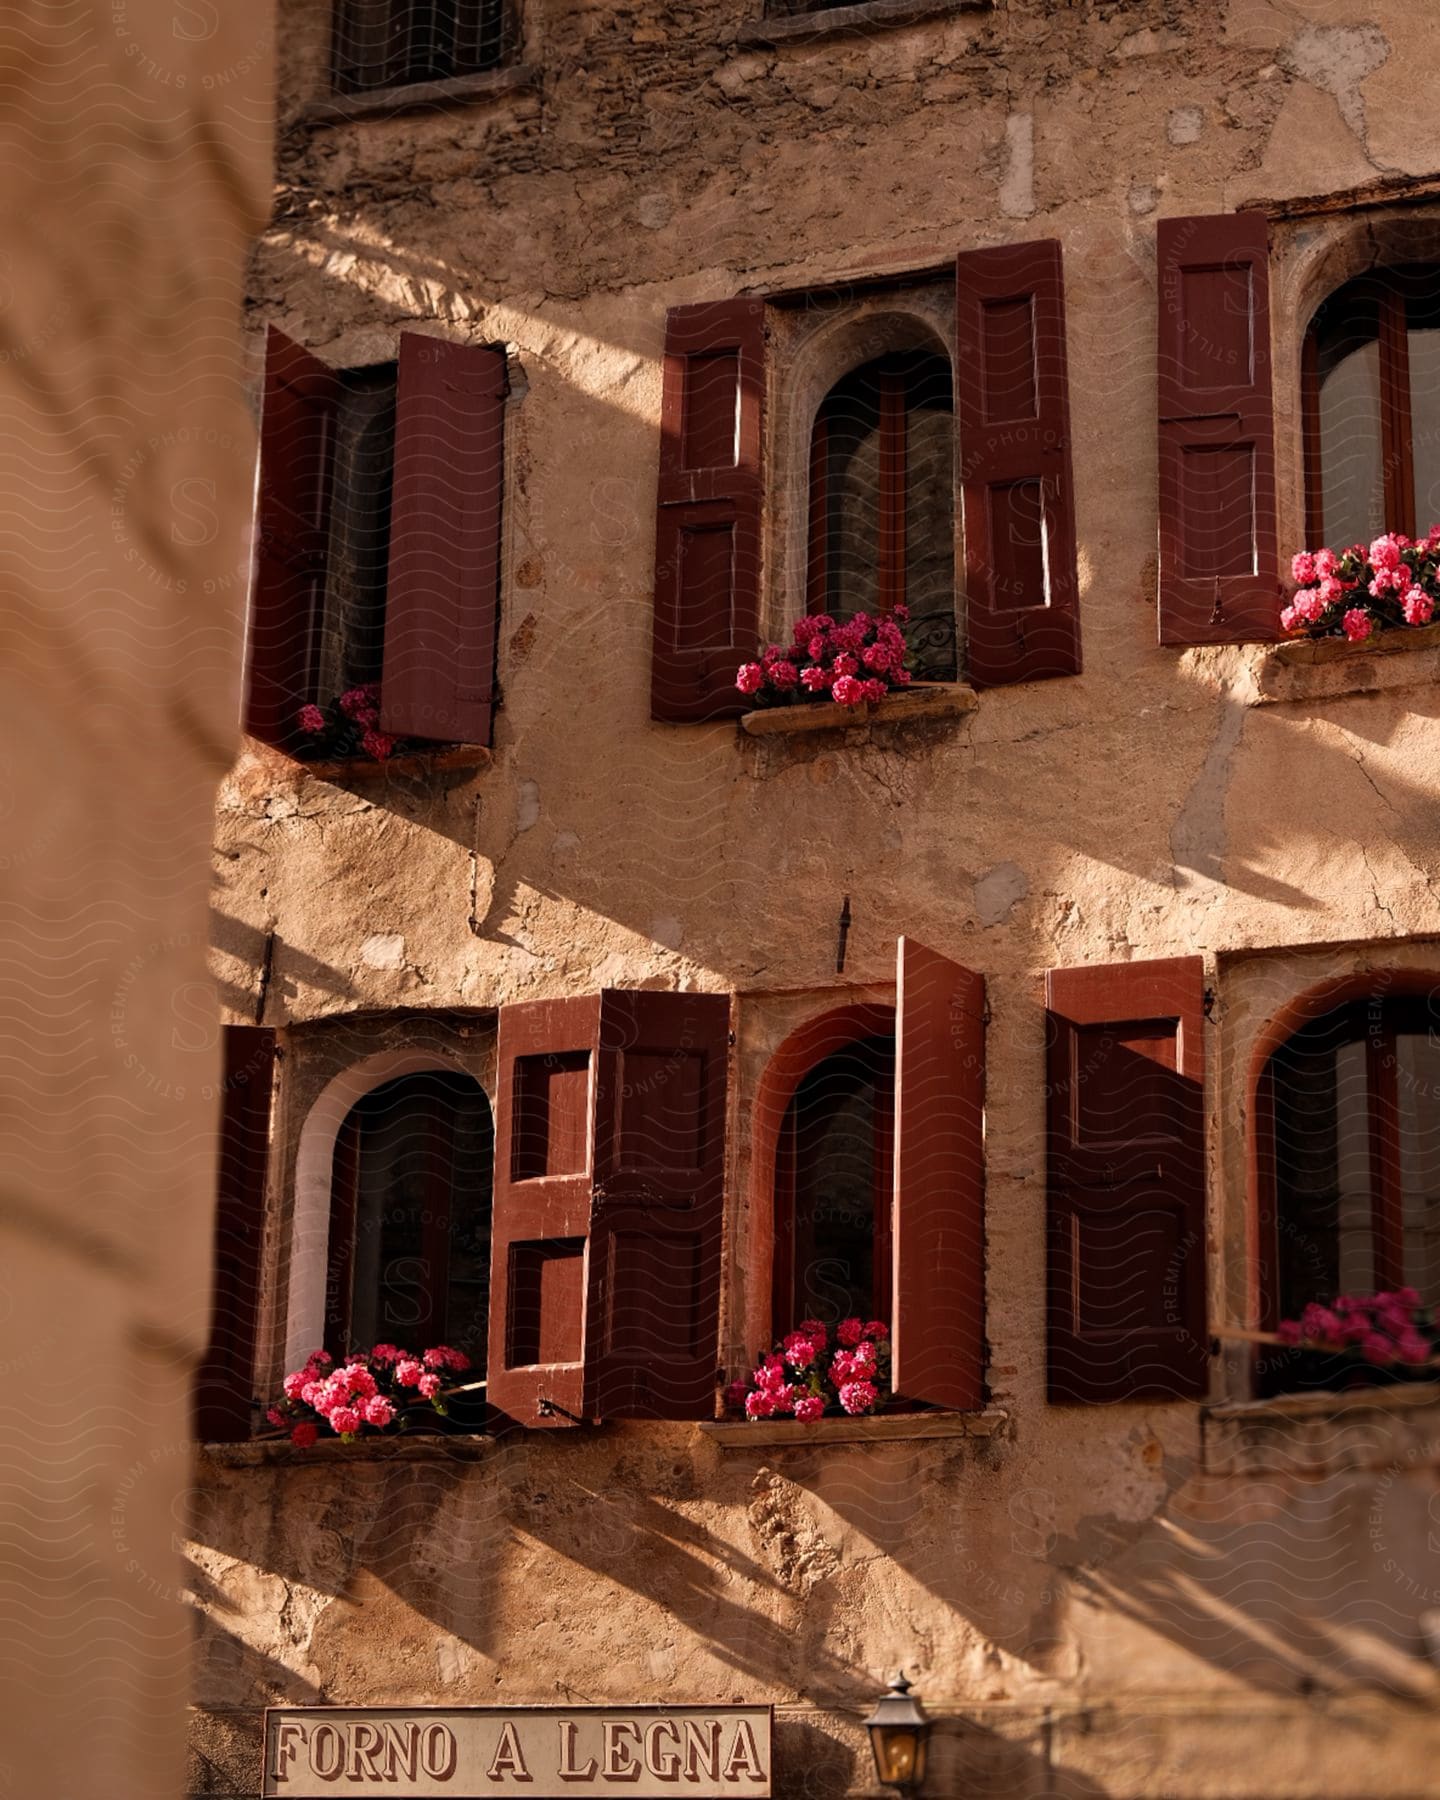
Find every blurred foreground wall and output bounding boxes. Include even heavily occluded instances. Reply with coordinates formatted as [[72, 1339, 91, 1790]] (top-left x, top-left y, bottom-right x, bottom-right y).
[[0, 5, 272, 1796]]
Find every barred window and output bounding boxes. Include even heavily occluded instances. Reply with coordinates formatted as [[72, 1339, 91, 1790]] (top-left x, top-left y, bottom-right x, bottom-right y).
[[331, 0, 511, 95]]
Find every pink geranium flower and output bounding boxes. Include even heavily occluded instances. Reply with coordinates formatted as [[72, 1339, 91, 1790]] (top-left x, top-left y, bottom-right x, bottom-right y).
[[1342, 607, 1373, 642], [838, 1380, 879, 1416]]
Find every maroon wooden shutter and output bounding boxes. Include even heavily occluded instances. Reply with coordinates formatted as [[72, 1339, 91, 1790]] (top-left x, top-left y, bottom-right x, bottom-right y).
[[487, 997, 600, 1428], [194, 1026, 276, 1441], [891, 938, 986, 1410], [651, 299, 766, 722], [587, 991, 730, 1419], [1046, 957, 1209, 1403], [955, 240, 1081, 687], [1157, 213, 1279, 645], [244, 328, 340, 749], [381, 335, 507, 746]]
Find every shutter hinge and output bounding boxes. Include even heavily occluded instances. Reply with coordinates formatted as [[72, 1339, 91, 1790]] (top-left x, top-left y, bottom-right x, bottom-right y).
[[982, 999, 993, 1027], [727, 1029, 737, 1047], [1203, 987, 1216, 1021], [1209, 578, 1224, 624]]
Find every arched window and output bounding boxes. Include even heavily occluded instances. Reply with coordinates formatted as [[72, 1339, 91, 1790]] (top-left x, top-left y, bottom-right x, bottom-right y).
[[808, 350, 956, 681], [325, 1070, 494, 1372], [1302, 264, 1440, 546], [772, 1031, 894, 1330], [1260, 993, 1440, 1323]]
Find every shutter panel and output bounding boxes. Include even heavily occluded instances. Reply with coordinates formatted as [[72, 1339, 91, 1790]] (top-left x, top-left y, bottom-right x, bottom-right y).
[[244, 328, 340, 749], [486, 997, 601, 1428], [380, 335, 507, 746], [955, 240, 1081, 687], [651, 299, 766, 723], [1157, 213, 1279, 646], [587, 991, 730, 1419], [891, 938, 986, 1410], [194, 1026, 276, 1441], [1046, 957, 1209, 1403]]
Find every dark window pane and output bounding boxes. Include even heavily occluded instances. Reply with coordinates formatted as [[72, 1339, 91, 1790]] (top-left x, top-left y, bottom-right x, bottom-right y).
[[342, 1071, 494, 1378], [813, 350, 956, 680], [1312, 286, 1384, 548], [1272, 1026, 1373, 1317], [783, 1035, 893, 1326], [318, 363, 397, 696], [333, 0, 509, 95], [1396, 1031, 1440, 1300], [1406, 281, 1440, 535]]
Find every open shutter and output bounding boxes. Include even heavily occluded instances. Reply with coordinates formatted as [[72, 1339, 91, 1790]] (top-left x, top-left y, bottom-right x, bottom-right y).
[[380, 335, 507, 746], [955, 240, 1081, 688], [587, 991, 730, 1419], [194, 1026, 276, 1441], [487, 997, 600, 1428], [891, 939, 986, 1410], [1046, 957, 1209, 1403], [651, 299, 766, 722], [244, 328, 340, 749], [1157, 213, 1279, 645]]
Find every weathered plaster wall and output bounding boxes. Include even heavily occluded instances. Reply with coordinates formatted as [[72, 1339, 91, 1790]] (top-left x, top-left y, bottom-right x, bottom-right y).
[[198, 2, 1440, 1795], [0, 4, 273, 1798]]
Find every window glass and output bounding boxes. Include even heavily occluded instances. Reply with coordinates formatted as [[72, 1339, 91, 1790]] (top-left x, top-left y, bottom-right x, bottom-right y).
[[813, 350, 956, 681], [1269, 996, 1440, 1322], [333, 0, 509, 95], [1313, 291, 1384, 549], [1396, 1030, 1440, 1299], [782, 1035, 893, 1326], [319, 363, 397, 698], [343, 1071, 494, 1371], [1406, 288, 1440, 533]]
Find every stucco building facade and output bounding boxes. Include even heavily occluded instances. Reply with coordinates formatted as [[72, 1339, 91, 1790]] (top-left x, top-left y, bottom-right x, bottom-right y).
[[194, 3, 1440, 1797]]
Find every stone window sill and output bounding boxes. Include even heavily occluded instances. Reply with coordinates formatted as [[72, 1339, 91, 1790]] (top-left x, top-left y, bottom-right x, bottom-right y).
[[700, 1408, 1007, 1448], [1245, 620, 1440, 706], [1201, 1380, 1440, 1477], [200, 1435, 497, 1467], [737, 0, 990, 48], [739, 682, 976, 738], [301, 744, 493, 781], [301, 65, 539, 127]]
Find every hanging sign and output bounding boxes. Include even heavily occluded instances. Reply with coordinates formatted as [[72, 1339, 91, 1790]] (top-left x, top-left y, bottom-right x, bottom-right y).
[[263, 1706, 773, 1799]]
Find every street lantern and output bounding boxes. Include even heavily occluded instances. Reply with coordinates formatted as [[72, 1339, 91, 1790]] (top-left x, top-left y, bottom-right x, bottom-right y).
[[864, 1674, 931, 1793]]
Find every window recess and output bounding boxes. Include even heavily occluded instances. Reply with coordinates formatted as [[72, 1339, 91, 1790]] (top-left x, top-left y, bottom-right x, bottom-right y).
[[245, 328, 506, 756], [760, 938, 987, 1413], [650, 242, 1083, 721], [1302, 264, 1440, 548], [331, 0, 513, 95]]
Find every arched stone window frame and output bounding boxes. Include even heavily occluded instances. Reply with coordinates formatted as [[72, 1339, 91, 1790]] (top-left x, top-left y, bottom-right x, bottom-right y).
[[280, 1034, 496, 1370], [739, 1000, 897, 1361], [1266, 206, 1440, 560], [1216, 947, 1440, 1400], [762, 282, 961, 658]]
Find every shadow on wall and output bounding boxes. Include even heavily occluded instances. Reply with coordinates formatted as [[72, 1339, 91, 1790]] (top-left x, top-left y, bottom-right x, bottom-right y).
[[187, 1419, 1440, 1800]]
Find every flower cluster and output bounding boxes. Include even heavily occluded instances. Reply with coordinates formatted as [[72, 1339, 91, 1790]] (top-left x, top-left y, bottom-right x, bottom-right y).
[[266, 1343, 472, 1445], [736, 607, 913, 709], [1275, 1289, 1435, 1367], [729, 1317, 891, 1420], [296, 683, 407, 762], [1281, 531, 1440, 641]]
